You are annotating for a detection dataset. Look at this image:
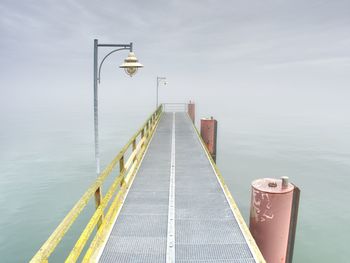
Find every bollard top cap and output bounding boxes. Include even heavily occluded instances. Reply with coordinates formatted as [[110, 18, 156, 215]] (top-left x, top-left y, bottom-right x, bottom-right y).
[[201, 117, 216, 121], [252, 178, 294, 193]]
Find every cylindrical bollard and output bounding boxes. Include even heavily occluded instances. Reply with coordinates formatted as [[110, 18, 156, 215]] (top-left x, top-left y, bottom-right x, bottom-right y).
[[188, 101, 195, 124], [200, 117, 218, 162], [249, 177, 300, 263]]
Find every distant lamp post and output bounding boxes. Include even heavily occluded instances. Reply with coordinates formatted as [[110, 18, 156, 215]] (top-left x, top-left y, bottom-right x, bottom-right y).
[[156, 76, 167, 108], [93, 39, 143, 176]]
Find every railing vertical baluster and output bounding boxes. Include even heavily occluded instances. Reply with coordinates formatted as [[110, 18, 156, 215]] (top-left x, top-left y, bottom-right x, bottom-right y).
[[146, 122, 149, 138], [149, 119, 151, 136], [149, 118, 152, 137], [141, 128, 145, 149], [132, 139, 136, 151], [132, 139, 137, 162], [94, 187, 103, 229], [119, 155, 124, 186]]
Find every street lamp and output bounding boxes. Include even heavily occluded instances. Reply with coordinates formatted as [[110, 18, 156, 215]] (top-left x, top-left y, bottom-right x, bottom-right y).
[[156, 76, 167, 108], [93, 39, 143, 176]]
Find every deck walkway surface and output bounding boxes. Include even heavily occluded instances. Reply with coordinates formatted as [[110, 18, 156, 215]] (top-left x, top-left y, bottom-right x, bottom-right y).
[[98, 112, 258, 263]]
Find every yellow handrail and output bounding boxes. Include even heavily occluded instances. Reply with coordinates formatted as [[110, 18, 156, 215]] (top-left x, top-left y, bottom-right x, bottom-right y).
[[30, 105, 163, 263]]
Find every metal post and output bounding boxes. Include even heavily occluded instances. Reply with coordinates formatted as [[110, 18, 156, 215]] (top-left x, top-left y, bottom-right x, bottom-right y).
[[93, 40, 133, 175], [93, 39, 103, 227], [156, 78, 159, 108], [94, 39, 100, 176], [92, 39, 140, 228], [156, 76, 166, 110]]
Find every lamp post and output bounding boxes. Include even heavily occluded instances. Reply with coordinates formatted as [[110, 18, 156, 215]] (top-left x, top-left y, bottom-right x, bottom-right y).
[[93, 39, 143, 177], [156, 76, 167, 109]]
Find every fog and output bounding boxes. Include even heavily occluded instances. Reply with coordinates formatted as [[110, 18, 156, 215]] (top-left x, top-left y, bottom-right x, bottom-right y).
[[1, 1, 350, 262], [1, 0, 349, 119]]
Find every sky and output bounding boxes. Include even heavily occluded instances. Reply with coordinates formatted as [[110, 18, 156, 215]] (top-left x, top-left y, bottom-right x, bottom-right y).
[[0, 0, 349, 122]]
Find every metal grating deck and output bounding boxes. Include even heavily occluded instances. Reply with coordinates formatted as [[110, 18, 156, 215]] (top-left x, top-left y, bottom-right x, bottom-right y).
[[99, 112, 257, 263], [174, 113, 255, 263]]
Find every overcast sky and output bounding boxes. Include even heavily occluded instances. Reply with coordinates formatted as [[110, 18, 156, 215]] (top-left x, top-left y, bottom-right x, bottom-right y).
[[1, 0, 349, 122]]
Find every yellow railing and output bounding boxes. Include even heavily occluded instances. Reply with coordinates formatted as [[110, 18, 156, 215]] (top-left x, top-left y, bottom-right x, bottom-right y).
[[30, 106, 163, 263]]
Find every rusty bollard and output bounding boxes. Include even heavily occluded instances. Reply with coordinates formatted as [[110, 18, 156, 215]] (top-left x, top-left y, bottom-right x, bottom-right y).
[[249, 177, 300, 263], [200, 117, 218, 162], [188, 101, 195, 124]]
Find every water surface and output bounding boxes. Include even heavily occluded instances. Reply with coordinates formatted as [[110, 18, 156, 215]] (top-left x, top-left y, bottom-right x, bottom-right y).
[[1, 107, 349, 262]]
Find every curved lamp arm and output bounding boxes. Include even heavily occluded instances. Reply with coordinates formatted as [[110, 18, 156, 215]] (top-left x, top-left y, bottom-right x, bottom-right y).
[[98, 47, 130, 83]]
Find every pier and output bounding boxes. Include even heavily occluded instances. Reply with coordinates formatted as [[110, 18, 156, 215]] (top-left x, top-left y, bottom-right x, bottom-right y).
[[31, 104, 265, 263]]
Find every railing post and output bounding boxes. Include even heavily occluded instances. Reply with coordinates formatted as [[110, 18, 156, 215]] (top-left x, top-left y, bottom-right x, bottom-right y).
[[132, 139, 137, 162], [94, 187, 103, 229], [132, 139, 136, 151], [119, 155, 125, 186]]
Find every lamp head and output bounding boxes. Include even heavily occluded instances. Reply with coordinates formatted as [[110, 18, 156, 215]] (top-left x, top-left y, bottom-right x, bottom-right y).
[[120, 52, 143, 77]]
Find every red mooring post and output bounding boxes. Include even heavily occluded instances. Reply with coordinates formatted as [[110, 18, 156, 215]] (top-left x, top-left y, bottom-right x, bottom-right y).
[[188, 101, 195, 124], [200, 117, 218, 162], [249, 177, 300, 263]]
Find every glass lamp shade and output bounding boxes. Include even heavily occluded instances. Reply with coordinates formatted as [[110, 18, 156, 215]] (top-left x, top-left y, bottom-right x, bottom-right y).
[[124, 67, 138, 76], [120, 52, 143, 77]]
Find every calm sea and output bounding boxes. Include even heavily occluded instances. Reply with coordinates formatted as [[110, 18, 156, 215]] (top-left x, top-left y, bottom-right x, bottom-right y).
[[1, 106, 349, 262]]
